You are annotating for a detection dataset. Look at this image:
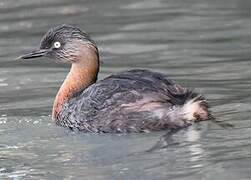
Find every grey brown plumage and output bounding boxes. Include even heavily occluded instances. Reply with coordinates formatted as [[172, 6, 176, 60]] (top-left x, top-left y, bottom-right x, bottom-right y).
[[19, 24, 211, 133]]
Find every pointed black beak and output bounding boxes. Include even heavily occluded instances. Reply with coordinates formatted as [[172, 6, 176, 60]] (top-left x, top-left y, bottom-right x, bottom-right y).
[[17, 49, 49, 60]]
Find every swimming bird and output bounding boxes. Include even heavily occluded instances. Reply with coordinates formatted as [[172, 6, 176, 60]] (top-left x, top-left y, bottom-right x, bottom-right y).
[[19, 24, 211, 133]]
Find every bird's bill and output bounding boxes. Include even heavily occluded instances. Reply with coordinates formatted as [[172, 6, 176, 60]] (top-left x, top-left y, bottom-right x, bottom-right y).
[[17, 49, 49, 59]]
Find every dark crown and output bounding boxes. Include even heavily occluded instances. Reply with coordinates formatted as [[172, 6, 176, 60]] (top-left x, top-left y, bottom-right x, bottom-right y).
[[40, 24, 96, 49]]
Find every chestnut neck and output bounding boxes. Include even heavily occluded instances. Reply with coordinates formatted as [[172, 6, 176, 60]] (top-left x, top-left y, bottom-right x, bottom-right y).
[[52, 45, 99, 121]]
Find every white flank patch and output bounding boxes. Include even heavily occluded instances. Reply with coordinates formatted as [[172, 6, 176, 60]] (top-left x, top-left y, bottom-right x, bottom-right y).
[[182, 98, 203, 121]]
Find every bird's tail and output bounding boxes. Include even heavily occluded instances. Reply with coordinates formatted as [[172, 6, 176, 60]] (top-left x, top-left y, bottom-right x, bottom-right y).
[[182, 95, 211, 122]]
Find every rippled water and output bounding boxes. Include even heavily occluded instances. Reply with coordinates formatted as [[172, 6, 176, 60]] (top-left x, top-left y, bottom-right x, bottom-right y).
[[0, 0, 251, 179]]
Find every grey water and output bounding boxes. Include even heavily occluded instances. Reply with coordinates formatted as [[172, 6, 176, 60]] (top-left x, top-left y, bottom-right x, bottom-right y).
[[0, 0, 251, 179]]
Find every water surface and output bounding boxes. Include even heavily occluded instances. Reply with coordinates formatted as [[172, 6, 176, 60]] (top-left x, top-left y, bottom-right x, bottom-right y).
[[0, 0, 251, 179]]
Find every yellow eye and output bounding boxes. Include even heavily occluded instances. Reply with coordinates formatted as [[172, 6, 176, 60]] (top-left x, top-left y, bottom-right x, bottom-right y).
[[54, 41, 61, 49]]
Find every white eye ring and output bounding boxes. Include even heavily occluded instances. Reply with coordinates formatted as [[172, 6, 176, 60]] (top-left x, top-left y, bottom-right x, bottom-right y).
[[54, 41, 61, 49]]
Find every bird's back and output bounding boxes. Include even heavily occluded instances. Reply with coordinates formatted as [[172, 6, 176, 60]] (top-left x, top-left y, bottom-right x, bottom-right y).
[[58, 69, 203, 132]]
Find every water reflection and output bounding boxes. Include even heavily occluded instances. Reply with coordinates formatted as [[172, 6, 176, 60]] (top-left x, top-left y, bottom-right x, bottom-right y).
[[186, 128, 204, 168]]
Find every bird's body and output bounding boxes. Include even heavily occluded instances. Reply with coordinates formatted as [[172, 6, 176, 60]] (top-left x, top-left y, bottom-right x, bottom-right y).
[[58, 69, 203, 132], [20, 25, 211, 133]]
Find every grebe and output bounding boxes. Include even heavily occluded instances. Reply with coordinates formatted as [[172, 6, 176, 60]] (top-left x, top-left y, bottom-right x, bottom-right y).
[[19, 24, 211, 133]]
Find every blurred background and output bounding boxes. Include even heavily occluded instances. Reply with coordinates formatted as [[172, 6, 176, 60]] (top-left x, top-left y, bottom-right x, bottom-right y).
[[0, 0, 251, 179]]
